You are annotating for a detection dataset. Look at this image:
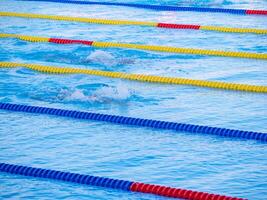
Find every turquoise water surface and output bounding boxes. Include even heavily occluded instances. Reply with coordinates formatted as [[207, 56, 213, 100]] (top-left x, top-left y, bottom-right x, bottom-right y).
[[0, 0, 267, 199]]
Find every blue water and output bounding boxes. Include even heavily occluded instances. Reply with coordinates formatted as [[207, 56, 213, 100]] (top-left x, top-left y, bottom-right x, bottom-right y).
[[0, 0, 267, 199]]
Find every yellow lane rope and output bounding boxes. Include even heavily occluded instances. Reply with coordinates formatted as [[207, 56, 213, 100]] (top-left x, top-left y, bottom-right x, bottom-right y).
[[0, 62, 266, 93], [0, 33, 267, 60], [0, 12, 157, 27], [91, 41, 267, 60], [0, 12, 266, 34], [199, 26, 267, 34]]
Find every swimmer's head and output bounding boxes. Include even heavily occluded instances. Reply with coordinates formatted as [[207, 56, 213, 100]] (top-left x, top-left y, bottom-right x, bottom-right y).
[[85, 50, 117, 66], [118, 58, 135, 65]]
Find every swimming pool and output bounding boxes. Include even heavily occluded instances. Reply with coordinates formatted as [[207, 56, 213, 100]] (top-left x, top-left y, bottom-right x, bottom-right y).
[[0, 0, 267, 199]]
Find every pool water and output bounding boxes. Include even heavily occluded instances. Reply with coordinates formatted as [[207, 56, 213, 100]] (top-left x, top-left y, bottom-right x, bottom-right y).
[[0, 0, 267, 199]]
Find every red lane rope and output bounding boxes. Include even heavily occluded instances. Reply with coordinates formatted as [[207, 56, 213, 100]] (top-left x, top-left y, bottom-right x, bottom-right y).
[[157, 23, 201, 30], [246, 10, 267, 15], [130, 182, 245, 200], [48, 38, 93, 45]]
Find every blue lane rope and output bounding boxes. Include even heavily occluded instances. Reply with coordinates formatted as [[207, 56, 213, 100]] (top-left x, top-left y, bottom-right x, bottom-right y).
[[0, 163, 133, 191], [19, 0, 247, 15], [0, 102, 266, 142], [0, 163, 246, 200]]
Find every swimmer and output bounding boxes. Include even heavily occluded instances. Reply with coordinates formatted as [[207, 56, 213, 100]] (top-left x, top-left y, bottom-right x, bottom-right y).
[[56, 84, 130, 104], [85, 50, 135, 66], [57, 89, 103, 102]]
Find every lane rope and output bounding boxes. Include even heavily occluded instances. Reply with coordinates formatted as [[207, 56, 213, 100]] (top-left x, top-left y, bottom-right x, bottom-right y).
[[18, 0, 267, 16], [1, 12, 267, 35], [1, 62, 267, 93], [0, 102, 266, 142], [1, 33, 267, 60], [0, 163, 246, 200]]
